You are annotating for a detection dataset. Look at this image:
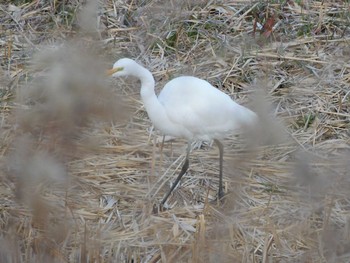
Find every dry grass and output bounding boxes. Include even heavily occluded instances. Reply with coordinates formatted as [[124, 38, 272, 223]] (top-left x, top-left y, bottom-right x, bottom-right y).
[[1, 0, 350, 262]]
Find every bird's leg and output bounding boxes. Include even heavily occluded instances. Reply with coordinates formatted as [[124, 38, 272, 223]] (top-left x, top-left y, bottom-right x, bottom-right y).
[[160, 142, 191, 206], [214, 139, 224, 200]]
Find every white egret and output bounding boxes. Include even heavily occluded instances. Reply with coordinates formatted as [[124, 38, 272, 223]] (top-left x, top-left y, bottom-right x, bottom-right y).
[[108, 58, 257, 206]]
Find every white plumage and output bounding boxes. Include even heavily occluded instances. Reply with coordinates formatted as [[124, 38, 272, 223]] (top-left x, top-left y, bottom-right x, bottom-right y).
[[108, 58, 257, 206]]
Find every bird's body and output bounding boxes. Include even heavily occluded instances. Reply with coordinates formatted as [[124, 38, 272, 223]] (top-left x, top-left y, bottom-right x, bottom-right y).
[[108, 58, 257, 206], [156, 76, 255, 140]]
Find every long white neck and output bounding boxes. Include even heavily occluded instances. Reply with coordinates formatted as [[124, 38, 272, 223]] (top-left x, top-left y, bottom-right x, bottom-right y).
[[136, 67, 156, 102], [133, 64, 170, 131]]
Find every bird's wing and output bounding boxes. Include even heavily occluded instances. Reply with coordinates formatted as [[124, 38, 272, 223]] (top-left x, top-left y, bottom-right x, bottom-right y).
[[158, 77, 241, 139]]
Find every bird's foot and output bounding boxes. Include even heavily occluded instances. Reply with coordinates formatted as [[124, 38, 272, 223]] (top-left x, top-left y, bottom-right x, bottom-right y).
[[152, 203, 169, 214], [210, 190, 226, 205], [218, 189, 225, 200]]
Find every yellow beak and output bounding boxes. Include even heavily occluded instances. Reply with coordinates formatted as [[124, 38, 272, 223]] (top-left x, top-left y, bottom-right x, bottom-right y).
[[107, 67, 123, 76]]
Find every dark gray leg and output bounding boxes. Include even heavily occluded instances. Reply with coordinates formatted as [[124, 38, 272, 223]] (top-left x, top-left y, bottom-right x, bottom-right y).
[[214, 139, 224, 199], [160, 142, 191, 206]]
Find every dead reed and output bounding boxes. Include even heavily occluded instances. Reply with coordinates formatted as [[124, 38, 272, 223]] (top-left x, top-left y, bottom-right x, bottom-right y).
[[0, 0, 349, 262]]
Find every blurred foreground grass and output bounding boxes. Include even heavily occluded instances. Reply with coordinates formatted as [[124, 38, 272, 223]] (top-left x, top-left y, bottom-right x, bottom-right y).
[[0, 1, 349, 262]]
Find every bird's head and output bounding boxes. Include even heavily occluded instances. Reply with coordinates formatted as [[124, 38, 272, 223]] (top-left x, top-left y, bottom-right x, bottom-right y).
[[107, 58, 140, 77]]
